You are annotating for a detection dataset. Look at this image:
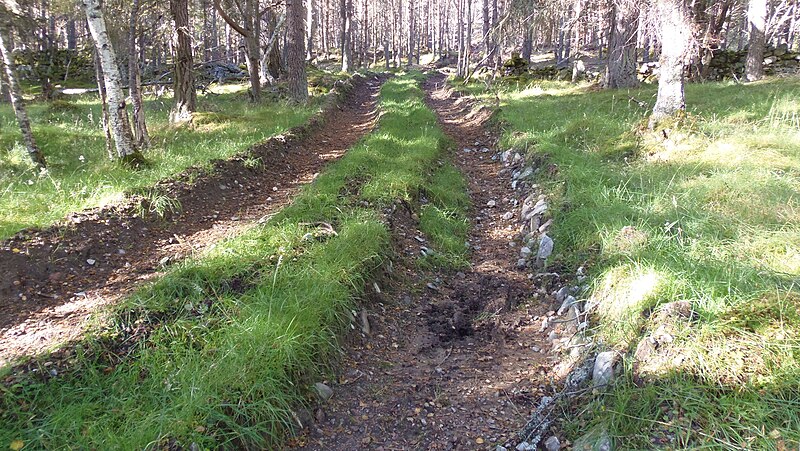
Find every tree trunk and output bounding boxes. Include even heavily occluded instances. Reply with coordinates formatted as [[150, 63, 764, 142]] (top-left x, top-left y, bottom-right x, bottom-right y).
[[650, 0, 690, 126], [129, 0, 150, 146], [605, 0, 640, 88], [341, 0, 353, 71], [82, 0, 142, 164], [94, 50, 113, 159], [286, 0, 309, 103], [66, 19, 76, 50], [0, 23, 46, 168], [745, 0, 766, 81], [306, 0, 317, 60], [408, 0, 415, 66], [170, 0, 196, 123]]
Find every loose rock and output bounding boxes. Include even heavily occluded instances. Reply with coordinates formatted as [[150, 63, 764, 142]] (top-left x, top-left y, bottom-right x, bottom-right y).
[[593, 351, 617, 387], [314, 382, 334, 401]]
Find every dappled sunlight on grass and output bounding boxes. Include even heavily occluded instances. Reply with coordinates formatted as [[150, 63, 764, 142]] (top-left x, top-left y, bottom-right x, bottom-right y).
[[0, 85, 318, 238], [492, 75, 800, 448]]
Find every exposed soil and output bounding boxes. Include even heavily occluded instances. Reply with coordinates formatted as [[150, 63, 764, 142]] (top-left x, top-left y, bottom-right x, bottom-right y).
[[0, 74, 386, 367], [292, 73, 556, 450]]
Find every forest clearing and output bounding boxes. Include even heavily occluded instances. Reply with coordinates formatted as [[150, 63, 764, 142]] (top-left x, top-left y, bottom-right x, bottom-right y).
[[1, 0, 799, 449]]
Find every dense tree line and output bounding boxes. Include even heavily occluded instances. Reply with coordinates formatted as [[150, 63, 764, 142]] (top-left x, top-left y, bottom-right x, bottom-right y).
[[1, 0, 799, 166]]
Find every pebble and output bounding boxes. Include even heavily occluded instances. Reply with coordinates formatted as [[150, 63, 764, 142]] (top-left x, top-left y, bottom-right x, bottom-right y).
[[314, 382, 334, 401], [487, 200, 497, 207], [593, 351, 617, 387], [537, 234, 554, 260], [86, 259, 96, 265], [502, 211, 514, 220], [544, 436, 561, 451]]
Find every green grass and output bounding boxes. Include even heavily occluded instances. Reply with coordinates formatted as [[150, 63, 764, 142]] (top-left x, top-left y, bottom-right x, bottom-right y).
[[0, 84, 318, 239], [0, 72, 470, 449], [483, 76, 800, 449]]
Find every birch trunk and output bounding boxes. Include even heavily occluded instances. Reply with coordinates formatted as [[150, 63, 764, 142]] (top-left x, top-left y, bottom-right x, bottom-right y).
[[341, 0, 353, 71], [745, 0, 767, 81], [650, 0, 690, 126], [0, 23, 46, 168], [83, 0, 142, 164]]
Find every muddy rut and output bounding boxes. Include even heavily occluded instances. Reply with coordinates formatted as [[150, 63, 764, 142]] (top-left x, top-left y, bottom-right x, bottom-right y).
[[0, 74, 386, 366], [294, 73, 554, 450]]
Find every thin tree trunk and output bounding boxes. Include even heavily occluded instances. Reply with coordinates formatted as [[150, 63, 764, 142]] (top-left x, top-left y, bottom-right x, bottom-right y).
[[287, 0, 308, 103], [93, 49, 113, 159], [129, 0, 150, 146], [306, 0, 317, 60], [651, 0, 690, 126], [82, 0, 142, 164], [0, 23, 46, 168], [170, 0, 196, 123], [746, 0, 766, 81], [408, 0, 415, 66]]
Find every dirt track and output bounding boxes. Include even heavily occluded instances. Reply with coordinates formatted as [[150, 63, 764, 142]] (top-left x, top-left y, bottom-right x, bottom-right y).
[[0, 74, 386, 366], [293, 72, 553, 450]]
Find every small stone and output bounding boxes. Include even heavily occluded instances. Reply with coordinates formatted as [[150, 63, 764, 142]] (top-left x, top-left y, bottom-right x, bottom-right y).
[[537, 234, 554, 260], [544, 436, 561, 451], [517, 258, 527, 268], [516, 441, 535, 451], [593, 351, 617, 387], [463, 148, 472, 153], [557, 295, 577, 315], [487, 200, 497, 207], [314, 382, 334, 401], [86, 259, 96, 266], [555, 286, 569, 303], [502, 211, 514, 220], [520, 246, 532, 258]]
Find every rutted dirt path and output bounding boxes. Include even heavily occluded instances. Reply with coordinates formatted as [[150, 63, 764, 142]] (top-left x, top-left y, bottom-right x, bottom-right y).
[[0, 74, 385, 367], [294, 73, 554, 450]]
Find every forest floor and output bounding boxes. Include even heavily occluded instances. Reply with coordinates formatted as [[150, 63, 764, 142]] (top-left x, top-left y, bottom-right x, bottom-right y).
[[0, 74, 385, 367], [293, 73, 555, 450]]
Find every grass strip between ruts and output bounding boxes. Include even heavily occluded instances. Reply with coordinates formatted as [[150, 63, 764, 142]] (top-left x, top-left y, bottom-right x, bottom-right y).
[[0, 72, 471, 449]]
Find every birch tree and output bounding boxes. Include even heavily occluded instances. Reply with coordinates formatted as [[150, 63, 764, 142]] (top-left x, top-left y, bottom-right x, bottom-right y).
[[651, 0, 691, 126], [746, 0, 767, 81], [82, 0, 143, 164], [0, 15, 46, 168]]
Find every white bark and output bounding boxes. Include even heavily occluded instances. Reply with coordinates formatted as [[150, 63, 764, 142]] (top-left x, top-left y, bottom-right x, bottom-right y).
[[82, 0, 140, 161], [651, 0, 690, 126]]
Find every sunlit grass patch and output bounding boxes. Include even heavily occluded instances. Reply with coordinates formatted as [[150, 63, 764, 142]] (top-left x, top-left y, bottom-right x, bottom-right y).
[[490, 75, 800, 448], [0, 84, 319, 239]]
